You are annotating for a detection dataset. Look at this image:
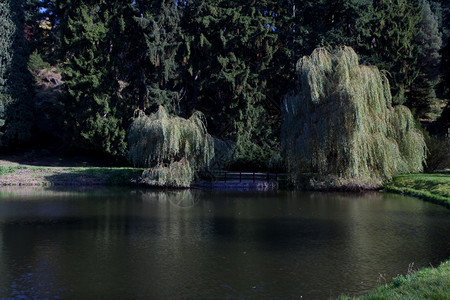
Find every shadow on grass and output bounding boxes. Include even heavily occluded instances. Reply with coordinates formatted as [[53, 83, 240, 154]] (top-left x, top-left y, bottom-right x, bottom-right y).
[[42, 167, 144, 186]]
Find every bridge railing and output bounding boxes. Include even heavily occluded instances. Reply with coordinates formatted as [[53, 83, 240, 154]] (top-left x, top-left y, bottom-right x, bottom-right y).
[[206, 171, 288, 183]]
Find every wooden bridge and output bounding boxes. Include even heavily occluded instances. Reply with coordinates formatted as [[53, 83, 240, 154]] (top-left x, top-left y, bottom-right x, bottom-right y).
[[193, 171, 289, 191]]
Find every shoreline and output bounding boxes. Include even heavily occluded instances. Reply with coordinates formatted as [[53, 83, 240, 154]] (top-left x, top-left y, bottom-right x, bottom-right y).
[[340, 259, 450, 299], [384, 171, 450, 208], [1, 163, 449, 299], [342, 171, 450, 299]]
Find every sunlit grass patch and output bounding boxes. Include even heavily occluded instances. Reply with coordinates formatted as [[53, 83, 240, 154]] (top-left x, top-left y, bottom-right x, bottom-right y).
[[384, 172, 450, 207], [0, 165, 25, 176], [340, 260, 450, 299], [0, 165, 144, 186]]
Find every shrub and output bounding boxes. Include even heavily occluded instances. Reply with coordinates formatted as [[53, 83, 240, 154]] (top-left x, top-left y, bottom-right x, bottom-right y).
[[28, 50, 50, 72]]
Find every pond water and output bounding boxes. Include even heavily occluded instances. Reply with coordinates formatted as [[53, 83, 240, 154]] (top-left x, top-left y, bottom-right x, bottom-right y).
[[0, 187, 448, 299]]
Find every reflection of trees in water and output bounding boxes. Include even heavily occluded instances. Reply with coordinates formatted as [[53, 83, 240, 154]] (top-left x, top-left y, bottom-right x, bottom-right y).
[[0, 186, 129, 199], [0, 186, 76, 198], [140, 189, 198, 209]]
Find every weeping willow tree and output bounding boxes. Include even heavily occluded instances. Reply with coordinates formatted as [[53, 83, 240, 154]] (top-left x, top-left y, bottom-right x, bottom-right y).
[[281, 46, 426, 189], [128, 106, 214, 187]]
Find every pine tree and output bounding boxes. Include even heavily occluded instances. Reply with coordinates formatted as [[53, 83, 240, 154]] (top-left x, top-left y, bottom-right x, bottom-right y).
[[301, 0, 369, 50], [436, 0, 450, 133], [409, 0, 443, 119], [179, 0, 293, 169], [61, 1, 126, 156], [126, 0, 183, 113], [0, 0, 34, 146], [357, 0, 422, 105]]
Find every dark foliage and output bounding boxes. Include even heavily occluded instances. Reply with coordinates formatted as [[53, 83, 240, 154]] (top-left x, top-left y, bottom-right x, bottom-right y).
[[1, 0, 449, 171]]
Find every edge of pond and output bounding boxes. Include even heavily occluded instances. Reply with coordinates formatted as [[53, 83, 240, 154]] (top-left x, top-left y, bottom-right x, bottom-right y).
[[1, 164, 449, 300], [383, 172, 450, 208], [339, 260, 450, 300], [342, 171, 450, 299]]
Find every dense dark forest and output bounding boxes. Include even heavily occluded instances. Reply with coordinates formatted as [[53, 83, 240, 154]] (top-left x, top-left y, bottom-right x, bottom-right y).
[[0, 0, 449, 171]]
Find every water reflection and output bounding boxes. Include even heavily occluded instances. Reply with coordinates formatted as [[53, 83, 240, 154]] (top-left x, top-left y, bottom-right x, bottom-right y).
[[139, 189, 199, 208], [0, 188, 448, 299]]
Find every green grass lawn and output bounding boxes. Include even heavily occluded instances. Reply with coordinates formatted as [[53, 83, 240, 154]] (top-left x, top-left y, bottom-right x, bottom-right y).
[[0, 165, 25, 176], [384, 172, 450, 207], [339, 260, 450, 300], [0, 165, 144, 186]]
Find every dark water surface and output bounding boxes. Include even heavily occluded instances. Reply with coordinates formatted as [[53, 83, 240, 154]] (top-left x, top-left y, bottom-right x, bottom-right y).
[[0, 187, 449, 299]]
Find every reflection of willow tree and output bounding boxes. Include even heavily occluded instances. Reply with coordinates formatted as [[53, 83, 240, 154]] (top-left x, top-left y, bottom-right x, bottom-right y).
[[281, 47, 426, 189], [140, 190, 198, 209], [128, 106, 214, 187]]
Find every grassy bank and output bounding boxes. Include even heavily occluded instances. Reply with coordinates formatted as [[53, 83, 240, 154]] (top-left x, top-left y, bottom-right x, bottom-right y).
[[0, 165, 144, 186], [340, 260, 450, 299], [384, 171, 450, 207]]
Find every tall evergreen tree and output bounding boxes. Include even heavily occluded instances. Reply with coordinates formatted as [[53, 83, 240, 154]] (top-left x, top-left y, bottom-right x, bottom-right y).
[[123, 0, 183, 113], [436, 0, 450, 133], [357, 0, 422, 105], [179, 0, 295, 169], [302, 0, 370, 50], [409, 0, 443, 119], [0, 0, 34, 147], [61, 1, 126, 156]]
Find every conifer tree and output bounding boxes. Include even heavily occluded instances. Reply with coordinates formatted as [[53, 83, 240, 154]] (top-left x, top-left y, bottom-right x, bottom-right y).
[[436, 0, 450, 132], [61, 1, 126, 156], [180, 0, 292, 169], [357, 0, 422, 105], [0, 0, 34, 146], [126, 0, 183, 113], [302, 0, 370, 50], [409, 0, 443, 119]]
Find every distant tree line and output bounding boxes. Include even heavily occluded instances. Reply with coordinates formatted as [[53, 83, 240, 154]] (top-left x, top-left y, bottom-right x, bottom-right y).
[[0, 0, 449, 170]]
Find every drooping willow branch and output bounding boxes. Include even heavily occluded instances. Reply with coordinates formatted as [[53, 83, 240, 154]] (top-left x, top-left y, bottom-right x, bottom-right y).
[[128, 106, 214, 187], [281, 47, 426, 188]]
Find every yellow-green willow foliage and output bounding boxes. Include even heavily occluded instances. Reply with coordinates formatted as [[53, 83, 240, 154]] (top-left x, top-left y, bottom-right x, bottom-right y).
[[128, 106, 214, 187], [281, 47, 426, 189]]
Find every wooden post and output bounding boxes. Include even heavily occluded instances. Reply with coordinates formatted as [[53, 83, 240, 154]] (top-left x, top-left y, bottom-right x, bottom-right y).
[[240, 172, 242, 182], [224, 171, 227, 182], [253, 172, 255, 182]]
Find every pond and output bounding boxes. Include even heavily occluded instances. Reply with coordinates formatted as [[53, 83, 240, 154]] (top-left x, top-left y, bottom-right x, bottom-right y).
[[0, 187, 448, 299]]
